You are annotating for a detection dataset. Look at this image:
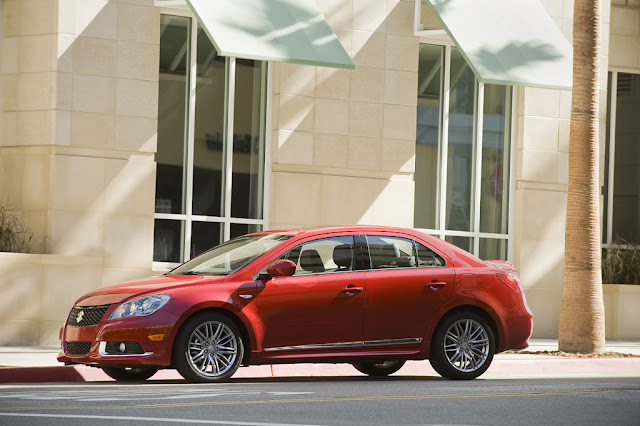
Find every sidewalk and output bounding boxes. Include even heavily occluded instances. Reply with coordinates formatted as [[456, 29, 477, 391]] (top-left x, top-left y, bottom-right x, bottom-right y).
[[1, 339, 639, 383]]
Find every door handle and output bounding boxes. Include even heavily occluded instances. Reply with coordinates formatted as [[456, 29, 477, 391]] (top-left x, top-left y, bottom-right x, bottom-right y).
[[426, 281, 446, 291], [340, 286, 363, 294]]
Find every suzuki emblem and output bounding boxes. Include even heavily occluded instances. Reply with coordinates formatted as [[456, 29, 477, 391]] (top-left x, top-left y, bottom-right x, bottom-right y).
[[76, 310, 84, 323]]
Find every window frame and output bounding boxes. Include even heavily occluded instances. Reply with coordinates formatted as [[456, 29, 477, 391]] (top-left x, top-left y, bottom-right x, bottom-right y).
[[414, 35, 517, 262], [154, 8, 272, 271]]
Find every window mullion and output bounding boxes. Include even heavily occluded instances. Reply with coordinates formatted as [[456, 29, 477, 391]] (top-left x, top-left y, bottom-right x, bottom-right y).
[[439, 45, 451, 240], [606, 71, 618, 248], [507, 86, 516, 262], [473, 81, 484, 256], [223, 57, 237, 241], [183, 17, 198, 261]]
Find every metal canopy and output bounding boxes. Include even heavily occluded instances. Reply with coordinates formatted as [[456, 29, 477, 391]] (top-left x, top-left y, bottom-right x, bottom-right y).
[[425, 0, 573, 90], [186, 0, 354, 69]]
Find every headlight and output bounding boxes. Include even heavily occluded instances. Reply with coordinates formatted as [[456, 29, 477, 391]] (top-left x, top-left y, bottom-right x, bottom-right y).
[[108, 294, 171, 320]]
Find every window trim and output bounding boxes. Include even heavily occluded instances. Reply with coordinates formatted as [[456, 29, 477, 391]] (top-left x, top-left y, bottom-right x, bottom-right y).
[[415, 38, 516, 262], [154, 10, 271, 271]]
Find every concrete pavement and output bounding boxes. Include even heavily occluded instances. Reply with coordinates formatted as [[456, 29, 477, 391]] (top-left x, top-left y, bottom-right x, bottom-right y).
[[0, 339, 639, 383]]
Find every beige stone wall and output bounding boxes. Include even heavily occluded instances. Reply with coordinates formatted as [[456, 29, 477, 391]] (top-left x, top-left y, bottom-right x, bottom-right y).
[[0, 0, 160, 341], [514, 0, 611, 337], [609, 1, 640, 70], [269, 0, 418, 229], [0, 252, 104, 345]]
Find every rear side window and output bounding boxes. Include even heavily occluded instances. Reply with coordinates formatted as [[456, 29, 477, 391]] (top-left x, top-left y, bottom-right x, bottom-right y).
[[365, 235, 445, 269], [280, 235, 355, 275]]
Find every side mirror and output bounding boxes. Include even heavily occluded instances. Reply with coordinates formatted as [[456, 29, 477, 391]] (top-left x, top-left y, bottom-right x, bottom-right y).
[[266, 259, 296, 277]]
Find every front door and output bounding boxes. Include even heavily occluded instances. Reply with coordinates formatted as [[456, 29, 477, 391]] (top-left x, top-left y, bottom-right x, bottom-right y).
[[257, 235, 365, 350]]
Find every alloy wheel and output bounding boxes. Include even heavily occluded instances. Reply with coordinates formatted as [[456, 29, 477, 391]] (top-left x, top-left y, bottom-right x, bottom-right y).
[[186, 320, 239, 378], [443, 318, 490, 372]]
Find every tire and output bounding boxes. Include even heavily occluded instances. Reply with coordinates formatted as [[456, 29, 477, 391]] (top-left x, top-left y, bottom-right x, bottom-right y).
[[429, 311, 495, 380], [101, 366, 159, 381], [352, 360, 406, 376], [174, 312, 244, 383]]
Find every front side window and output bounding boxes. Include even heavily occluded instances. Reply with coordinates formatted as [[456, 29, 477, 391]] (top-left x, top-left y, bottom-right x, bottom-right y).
[[154, 14, 267, 268], [415, 44, 512, 261], [281, 236, 355, 276]]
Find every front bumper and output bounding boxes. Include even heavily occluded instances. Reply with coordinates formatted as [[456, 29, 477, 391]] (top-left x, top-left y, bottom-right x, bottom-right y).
[[57, 309, 180, 367]]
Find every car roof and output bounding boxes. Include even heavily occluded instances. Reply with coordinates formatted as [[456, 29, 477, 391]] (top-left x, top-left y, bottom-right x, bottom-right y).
[[257, 225, 423, 237]]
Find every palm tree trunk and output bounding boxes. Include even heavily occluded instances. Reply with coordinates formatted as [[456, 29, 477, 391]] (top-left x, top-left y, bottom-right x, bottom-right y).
[[558, 0, 606, 353]]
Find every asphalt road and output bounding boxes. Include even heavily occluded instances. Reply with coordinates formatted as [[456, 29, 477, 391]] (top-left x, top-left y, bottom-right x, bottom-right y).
[[0, 376, 639, 426]]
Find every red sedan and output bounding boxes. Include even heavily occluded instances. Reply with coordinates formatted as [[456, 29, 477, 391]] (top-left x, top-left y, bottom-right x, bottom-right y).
[[58, 226, 532, 381]]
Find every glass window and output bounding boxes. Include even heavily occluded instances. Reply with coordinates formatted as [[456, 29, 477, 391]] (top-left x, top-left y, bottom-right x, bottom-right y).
[[414, 44, 513, 261], [610, 73, 640, 243], [366, 236, 416, 269], [282, 236, 355, 275], [446, 47, 476, 232], [415, 241, 445, 267], [154, 15, 268, 267], [415, 44, 443, 229]]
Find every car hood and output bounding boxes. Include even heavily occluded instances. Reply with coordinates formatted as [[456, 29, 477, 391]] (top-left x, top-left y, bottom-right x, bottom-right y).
[[75, 274, 226, 306]]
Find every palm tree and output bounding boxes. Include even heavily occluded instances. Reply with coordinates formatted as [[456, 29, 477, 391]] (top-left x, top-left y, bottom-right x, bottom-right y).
[[557, 0, 605, 353]]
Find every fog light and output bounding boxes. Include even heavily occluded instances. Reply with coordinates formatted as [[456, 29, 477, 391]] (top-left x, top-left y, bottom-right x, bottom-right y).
[[148, 333, 165, 342], [118, 342, 126, 352]]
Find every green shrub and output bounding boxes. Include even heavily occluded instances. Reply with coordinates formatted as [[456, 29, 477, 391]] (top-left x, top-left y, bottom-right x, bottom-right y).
[[602, 239, 640, 285], [0, 205, 33, 253]]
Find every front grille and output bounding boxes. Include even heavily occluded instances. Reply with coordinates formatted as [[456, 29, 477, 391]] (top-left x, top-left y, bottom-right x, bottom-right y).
[[65, 341, 92, 355], [67, 305, 111, 327], [104, 341, 145, 355]]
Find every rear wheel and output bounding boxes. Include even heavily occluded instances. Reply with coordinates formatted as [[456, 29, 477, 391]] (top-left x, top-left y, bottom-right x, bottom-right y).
[[429, 311, 495, 380], [101, 366, 158, 381], [174, 312, 244, 383], [352, 360, 406, 376]]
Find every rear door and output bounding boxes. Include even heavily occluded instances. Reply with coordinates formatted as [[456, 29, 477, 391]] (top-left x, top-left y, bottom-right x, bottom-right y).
[[360, 234, 455, 345]]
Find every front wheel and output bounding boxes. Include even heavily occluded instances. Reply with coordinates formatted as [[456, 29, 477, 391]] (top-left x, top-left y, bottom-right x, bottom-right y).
[[429, 311, 495, 380], [352, 360, 406, 376], [101, 366, 159, 381], [174, 312, 244, 383]]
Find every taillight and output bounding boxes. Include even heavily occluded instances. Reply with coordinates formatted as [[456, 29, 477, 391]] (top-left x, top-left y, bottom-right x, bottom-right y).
[[497, 273, 522, 293]]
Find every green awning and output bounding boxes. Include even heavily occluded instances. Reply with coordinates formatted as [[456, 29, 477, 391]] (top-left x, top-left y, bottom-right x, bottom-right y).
[[425, 0, 573, 90], [185, 0, 354, 69]]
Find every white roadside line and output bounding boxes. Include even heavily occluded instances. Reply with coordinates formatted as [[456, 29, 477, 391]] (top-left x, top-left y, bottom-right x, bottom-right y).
[[0, 412, 321, 426]]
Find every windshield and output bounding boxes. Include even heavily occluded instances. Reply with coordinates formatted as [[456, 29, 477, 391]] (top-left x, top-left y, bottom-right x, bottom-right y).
[[168, 234, 292, 276]]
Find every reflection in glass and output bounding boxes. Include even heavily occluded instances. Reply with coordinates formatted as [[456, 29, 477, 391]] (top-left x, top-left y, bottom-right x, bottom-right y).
[[603, 72, 612, 243], [446, 48, 476, 232], [191, 221, 223, 258], [612, 73, 640, 242], [156, 15, 189, 214], [445, 235, 472, 253], [193, 27, 226, 217], [232, 60, 266, 219], [415, 44, 443, 229], [479, 238, 508, 260], [480, 84, 510, 234], [230, 223, 263, 240], [154, 219, 183, 263]]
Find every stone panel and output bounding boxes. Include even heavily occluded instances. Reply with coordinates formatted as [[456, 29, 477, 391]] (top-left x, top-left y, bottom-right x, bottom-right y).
[[276, 130, 314, 165], [271, 172, 322, 226], [313, 134, 349, 168], [103, 213, 154, 269], [315, 98, 349, 135]]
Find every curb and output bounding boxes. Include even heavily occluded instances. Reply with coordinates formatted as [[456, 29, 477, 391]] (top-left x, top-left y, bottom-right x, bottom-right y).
[[2, 357, 640, 384]]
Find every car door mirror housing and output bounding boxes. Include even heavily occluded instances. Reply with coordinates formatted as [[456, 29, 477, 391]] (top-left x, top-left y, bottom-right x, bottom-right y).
[[266, 259, 296, 277]]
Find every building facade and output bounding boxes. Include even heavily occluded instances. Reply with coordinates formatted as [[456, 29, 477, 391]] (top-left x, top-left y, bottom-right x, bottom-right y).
[[0, 0, 638, 344]]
